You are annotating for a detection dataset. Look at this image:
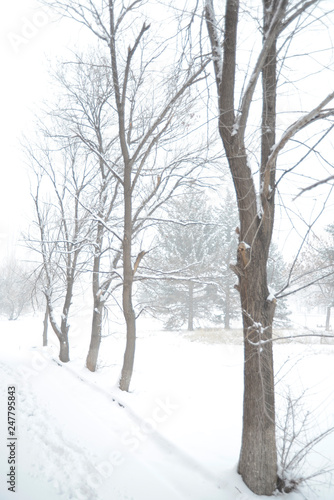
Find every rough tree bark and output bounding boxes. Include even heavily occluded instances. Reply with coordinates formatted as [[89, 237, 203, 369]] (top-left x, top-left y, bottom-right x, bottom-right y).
[[205, 0, 334, 494], [206, 0, 284, 494]]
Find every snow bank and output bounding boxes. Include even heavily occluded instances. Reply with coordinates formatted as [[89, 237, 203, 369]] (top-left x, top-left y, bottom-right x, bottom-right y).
[[0, 316, 333, 499]]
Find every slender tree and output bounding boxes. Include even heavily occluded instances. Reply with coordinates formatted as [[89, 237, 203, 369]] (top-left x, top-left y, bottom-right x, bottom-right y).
[[50, 53, 123, 371], [205, 0, 334, 494], [27, 139, 92, 362], [0, 259, 35, 321], [46, 0, 210, 391]]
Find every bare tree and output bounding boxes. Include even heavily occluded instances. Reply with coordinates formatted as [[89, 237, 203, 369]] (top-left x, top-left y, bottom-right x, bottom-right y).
[[45, 0, 211, 391], [205, 0, 334, 494], [50, 53, 123, 371], [291, 227, 334, 332], [0, 259, 35, 320], [27, 139, 93, 362]]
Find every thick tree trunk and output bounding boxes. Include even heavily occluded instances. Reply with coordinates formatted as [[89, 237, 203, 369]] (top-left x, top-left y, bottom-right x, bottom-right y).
[[86, 299, 104, 371], [205, 0, 319, 494], [43, 302, 49, 347], [236, 241, 277, 495], [224, 152, 277, 495], [237, 4, 278, 493], [188, 281, 194, 331]]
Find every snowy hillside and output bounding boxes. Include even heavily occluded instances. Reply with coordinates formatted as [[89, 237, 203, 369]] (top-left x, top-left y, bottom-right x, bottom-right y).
[[1, 316, 334, 500]]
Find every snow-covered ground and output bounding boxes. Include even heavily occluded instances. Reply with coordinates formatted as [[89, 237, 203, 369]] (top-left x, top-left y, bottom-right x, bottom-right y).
[[0, 315, 334, 500]]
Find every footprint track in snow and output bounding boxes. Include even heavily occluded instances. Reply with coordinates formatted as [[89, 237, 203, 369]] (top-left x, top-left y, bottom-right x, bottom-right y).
[[0, 358, 124, 500]]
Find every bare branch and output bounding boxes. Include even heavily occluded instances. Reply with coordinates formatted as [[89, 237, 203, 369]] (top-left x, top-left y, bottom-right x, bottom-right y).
[[294, 174, 334, 200], [280, 0, 321, 33], [263, 92, 334, 198]]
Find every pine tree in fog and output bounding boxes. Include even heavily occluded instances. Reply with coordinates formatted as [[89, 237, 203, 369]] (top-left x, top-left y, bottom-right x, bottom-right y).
[[140, 190, 240, 330]]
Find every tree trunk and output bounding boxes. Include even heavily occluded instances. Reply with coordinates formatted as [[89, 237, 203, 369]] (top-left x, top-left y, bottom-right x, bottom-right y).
[[119, 242, 136, 391], [206, 1, 278, 490], [325, 305, 331, 331], [205, 0, 327, 493], [119, 279, 136, 392], [237, 4, 278, 493], [86, 219, 105, 372], [188, 281, 194, 331], [86, 299, 104, 371], [59, 337, 70, 362], [236, 240, 277, 495], [119, 162, 136, 392], [59, 279, 74, 363], [222, 158, 277, 495], [46, 293, 71, 363], [43, 302, 49, 347], [224, 277, 231, 330]]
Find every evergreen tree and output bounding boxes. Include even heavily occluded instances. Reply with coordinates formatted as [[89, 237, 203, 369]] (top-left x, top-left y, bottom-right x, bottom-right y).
[[209, 191, 240, 328], [140, 190, 239, 330]]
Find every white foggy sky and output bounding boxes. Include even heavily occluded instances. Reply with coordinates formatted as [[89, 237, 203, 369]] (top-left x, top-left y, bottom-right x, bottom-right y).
[[0, 1, 83, 259]]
